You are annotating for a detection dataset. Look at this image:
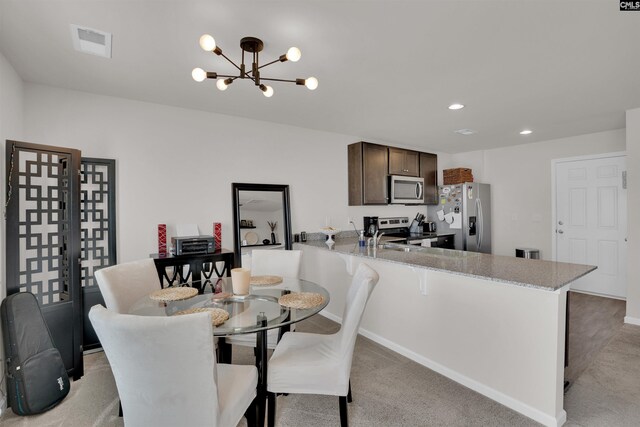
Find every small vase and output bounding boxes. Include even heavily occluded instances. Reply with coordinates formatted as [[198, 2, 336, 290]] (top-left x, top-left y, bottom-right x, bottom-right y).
[[271, 232, 276, 244]]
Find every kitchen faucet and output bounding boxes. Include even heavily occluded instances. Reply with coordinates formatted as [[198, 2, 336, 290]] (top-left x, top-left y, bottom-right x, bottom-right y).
[[367, 231, 385, 247]]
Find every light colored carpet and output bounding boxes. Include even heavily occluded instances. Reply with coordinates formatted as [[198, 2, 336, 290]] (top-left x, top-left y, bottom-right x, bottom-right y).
[[2, 313, 640, 426]]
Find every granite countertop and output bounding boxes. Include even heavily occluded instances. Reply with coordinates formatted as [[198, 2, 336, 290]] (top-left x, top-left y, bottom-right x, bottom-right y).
[[299, 237, 596, 291]]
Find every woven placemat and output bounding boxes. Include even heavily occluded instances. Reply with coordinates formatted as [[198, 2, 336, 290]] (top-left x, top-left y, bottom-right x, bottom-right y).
[[172, 307, 229, 326], [149, 287, 198, 302], [279, 292, 325, 309], [250, 275, 283, 286]]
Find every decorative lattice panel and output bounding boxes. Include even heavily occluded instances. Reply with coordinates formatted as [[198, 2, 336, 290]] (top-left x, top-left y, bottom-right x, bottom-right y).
[[80, 159, 116, 287], [17, 151, 70, 305]]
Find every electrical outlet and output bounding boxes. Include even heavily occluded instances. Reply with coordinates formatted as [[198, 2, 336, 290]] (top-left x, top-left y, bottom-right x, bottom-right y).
[[347, 217, 354, 225]]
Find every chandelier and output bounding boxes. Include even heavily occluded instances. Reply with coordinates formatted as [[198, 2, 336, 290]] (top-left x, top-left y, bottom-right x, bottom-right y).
[[191, 35, 318, 97]]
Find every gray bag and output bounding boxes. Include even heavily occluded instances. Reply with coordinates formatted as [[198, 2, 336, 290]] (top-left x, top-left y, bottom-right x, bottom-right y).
[[1, 292, 70, 415]]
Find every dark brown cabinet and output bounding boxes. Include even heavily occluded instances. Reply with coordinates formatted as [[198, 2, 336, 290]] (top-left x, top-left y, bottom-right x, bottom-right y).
[[388, 147, 420, 176], [348, 142, 389, 205], [348, 141, 437, 206], [420, 152, 438, 205]]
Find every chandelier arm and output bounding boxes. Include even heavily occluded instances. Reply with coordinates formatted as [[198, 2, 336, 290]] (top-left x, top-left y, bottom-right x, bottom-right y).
[[218, 52, 242, 72], [256, 58, 282, 70], [259, 77, 299, 83]]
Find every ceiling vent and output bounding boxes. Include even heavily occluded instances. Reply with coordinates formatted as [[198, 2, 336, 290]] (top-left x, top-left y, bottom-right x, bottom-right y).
[[70, 24, 112, 58]]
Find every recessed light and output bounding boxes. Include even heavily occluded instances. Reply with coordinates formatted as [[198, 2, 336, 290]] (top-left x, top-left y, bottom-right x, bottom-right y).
[[448, 103, 465, 110], [454, 129, 476, 135], [520, 129, 533, 135]]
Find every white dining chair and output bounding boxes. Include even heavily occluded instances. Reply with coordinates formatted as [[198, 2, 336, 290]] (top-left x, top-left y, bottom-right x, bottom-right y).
[[248, 249, 302, 278], [266, 263, 379, 427], [94, 258, 161, 314], [226, 250, 302, 351], [89, 305, 259, 427]]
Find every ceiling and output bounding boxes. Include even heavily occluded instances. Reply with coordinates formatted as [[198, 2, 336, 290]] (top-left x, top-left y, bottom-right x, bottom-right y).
[[1, 0, 638, 153]]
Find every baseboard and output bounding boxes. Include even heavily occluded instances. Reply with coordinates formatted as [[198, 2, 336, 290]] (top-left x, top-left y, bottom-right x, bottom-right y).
[[319, 310, 565, 427], [624, 316, 640, 326], [319, 310, 341, 324], [570, 289, 626, 301]]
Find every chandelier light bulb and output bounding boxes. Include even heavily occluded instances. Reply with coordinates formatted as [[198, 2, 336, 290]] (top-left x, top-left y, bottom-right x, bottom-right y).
[[262, 85, 274, 97], [305, 77, 318, 90], [191, 68, 206, 82], [199, 34, 216, 51], [286, 47, 301, 62], [216, 79, 229, 91]]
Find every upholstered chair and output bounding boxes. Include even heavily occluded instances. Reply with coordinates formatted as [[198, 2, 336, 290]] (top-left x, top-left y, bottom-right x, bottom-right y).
[[94, 258, 161, 314], [266, 263, 379, 427], [226, 250, 302, 351], [89, 305, 258, 427]]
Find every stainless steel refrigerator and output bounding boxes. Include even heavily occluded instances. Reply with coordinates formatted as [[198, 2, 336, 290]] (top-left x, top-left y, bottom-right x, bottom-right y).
[[428, 182, 491, 253]]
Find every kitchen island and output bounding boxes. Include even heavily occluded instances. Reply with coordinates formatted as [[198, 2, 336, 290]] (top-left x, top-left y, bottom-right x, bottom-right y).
[[296, 238, 595, 427]]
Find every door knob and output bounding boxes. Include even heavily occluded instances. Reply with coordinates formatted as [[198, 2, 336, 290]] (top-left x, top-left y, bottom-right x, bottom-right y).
[[558, 221, 564, 225], [557, 230, 564, 234]]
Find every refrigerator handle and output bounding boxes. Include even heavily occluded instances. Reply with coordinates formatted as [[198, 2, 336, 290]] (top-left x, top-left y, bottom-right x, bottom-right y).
[[476, 198, 483, 251]]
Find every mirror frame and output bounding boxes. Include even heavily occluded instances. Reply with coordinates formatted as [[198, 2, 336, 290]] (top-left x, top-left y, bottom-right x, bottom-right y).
[[231, 183, 292, 266]]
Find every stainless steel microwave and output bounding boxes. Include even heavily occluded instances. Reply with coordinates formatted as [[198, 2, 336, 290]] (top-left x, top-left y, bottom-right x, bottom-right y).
[[389, 175, 424, 204]]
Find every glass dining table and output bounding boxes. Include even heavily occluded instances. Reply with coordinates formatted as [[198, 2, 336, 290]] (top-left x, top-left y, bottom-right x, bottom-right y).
[[128, 276, 330, 425]]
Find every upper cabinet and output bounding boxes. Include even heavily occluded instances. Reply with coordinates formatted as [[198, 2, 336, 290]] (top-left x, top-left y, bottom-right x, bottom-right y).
[[388, 147, 420, 177], [348, 141, 438, 206], [420, 152, 438, 205], [348, 142, 389, 205]]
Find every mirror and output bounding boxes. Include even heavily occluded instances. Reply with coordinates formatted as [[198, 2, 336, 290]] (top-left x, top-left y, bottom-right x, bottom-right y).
[[232, 183, 292, 266]]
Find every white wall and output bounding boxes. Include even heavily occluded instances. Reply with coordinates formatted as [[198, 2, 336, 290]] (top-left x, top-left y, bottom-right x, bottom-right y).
[[626, 108, 640, 322], [440, 130, 626, 259], [0, 50, 24, 413], [22, 84, 345, 261], [22, 84, 437, 262], [0, 52, 23, 297]]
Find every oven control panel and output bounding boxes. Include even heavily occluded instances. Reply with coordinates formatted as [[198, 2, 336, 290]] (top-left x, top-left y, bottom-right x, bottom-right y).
[[377, 216, 410, 230]]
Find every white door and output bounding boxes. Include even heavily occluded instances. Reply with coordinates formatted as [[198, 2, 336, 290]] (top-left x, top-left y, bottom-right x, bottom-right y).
[[555, 155, 627, 298]]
